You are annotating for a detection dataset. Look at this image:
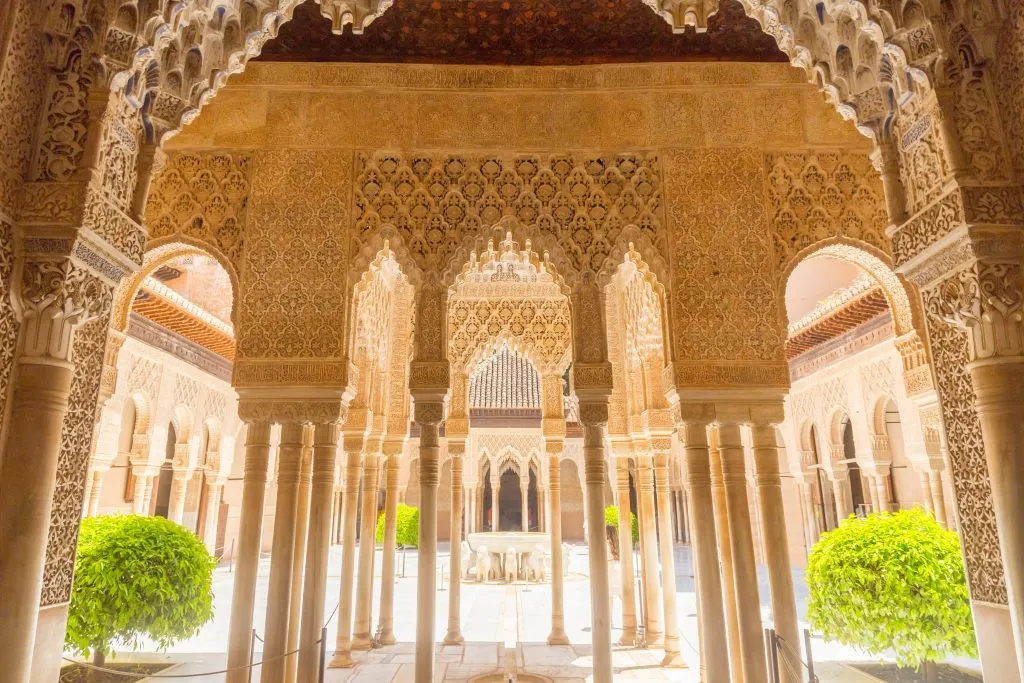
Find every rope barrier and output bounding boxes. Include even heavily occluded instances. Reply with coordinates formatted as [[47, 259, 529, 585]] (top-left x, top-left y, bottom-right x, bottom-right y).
[[61, 603, 343, 681], [62, 635, 323, 679], [774, 634, 820, 683]]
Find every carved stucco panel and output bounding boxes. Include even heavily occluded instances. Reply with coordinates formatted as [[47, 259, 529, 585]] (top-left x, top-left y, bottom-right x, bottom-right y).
[[923, 292, 1006, 605], [664, 148, 783, 366], [0, 220, 19, 430], [238, 150, 351, 360], [145, 152, 252, 269], [41, 309, 112, 606], [764, 151, 890, 271]]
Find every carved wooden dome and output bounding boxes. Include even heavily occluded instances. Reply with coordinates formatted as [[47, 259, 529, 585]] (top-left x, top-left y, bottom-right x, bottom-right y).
[[257, 0, 788, 65]]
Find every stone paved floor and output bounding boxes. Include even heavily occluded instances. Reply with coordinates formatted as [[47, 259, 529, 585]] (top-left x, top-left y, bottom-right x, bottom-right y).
[[80, 543, 981, 681]]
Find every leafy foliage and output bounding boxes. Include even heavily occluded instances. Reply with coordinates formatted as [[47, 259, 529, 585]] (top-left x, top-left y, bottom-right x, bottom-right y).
[[66, 515, 216, 660], [376, 503, 420, 548], [604, 505, 639, 543], [806, 509, 977, 669]]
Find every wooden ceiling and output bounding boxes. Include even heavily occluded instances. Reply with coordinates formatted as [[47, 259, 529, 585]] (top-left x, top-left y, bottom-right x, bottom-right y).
[[785, 288, 890, 360], [257, 0, 788, 65]]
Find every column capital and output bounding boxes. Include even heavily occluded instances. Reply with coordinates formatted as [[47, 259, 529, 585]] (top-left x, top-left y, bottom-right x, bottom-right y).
[[578, 399, 610, 428], [237, 397, 348, 425], [413, 399, 446, 427]]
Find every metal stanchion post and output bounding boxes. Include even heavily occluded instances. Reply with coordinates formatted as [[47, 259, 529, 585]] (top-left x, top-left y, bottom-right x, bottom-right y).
[[248, 628, 256, 683], [804, 628, 815, 682], [318, 626, 328, 683], [765, 627, 780, 683]]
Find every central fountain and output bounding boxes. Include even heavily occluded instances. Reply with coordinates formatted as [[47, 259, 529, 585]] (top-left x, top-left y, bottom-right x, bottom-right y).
[[461, 531, 569, 583]]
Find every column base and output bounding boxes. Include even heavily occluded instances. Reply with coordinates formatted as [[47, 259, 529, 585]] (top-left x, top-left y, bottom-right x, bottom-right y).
[[661, 650, 687, 668], [378, 630, 396, 646], [328, 651, 354, 668], [547, 631, 570, 646], [645, 631, 664, 648], [443, 631, 465, 646], [350, 634, 372, 651], [617, 630, 637, 647]]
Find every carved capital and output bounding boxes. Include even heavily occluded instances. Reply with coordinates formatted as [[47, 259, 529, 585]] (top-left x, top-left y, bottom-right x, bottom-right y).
[[17, 257, 113, 363], [578, 400, 609, 427], [413, 399, 445, 427], [928, 261, 1024, 361], [237, 399, 348, 425]]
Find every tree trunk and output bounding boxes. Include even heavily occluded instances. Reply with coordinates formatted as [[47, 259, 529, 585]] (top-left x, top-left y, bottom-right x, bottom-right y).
[[919, 660, 937, 683], [92, 649, 105, 667]]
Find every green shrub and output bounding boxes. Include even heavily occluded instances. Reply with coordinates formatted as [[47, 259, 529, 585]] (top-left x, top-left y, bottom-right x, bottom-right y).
[[604, 505, 639, 543], [66, 515, 216, 664], [806, 509, 977, 670], [376, 503, 420, 548]]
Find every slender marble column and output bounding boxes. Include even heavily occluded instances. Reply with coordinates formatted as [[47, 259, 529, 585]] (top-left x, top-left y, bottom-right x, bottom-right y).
[[614, 458, 638, 644], [750, 423, 800, 683], [872, 472, 890, 513], [929, 471, 948, 526], [831, 474, 851, 520], [445, 446, 465, 644], [378, 450, 401, 645], [328, 444, 363, 668], [709, 436, 743, 682], [226, 421, 272, 683], [297, 423, 340, 682], [414, 403, 444, 683], [168, 471, 190, 524], [352, 452, 381, 650], [521, 482, 530, 531], [547, 446, 570, 644], [682, 419, 730, 683], [203, 482, 224, 551], [285, 428, 313, 683], [718, 423, 767, 683], [636, 454, 664, 643], [491, 475, 500, 531], [85, 469, 105, 517], [132, 469, 153, 514], [654, 451, 683, 666], [971, 359, 1024, 667], [261, 423, 305, 683], [0, 358, 74, 683], [580, 406, 613, 683], [919, 471, 936, 515]]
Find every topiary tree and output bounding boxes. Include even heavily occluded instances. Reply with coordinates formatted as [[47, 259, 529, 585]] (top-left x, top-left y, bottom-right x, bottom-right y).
[[376, 503, 420, 548], [604, 505, 639, 543], [806, 509, 976, 680], [66, 515, 216, 665]]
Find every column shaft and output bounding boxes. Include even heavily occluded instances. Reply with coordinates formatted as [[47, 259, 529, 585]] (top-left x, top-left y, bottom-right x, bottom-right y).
[[297, 423, 340, 682], [260, 423, 305, 683], [654, 453, 683, 666], [718, 423, 767, 683], [378, 454, 401, 645], [582, 419, 613, 683], [547, 449, 569, 644], [0, 361, 73, 683], [492, 479, 500, 531], [971, 361, 1024, 669], [710, 440, 743, 682], [615, 459, 638, 644], [683, 421, 730, 683], [445, 452, 465, 644], [415, 415, 442, 683], [168, 473, 189, 524], [203, 483, 224, 552], [751, 425, 800, 683], [637, 455, 663, 642], [352, 453, 381, 650], [328, 448, 362, 668], [521, 484, 529, 531], [285, 432, 313, 683], [86, 470, 105, 517], [832, 477, 851, 520], [929, 471, 948, 526], [226, 421, 272, 683]]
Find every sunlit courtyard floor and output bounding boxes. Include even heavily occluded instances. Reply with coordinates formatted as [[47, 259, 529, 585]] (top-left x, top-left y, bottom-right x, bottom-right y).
[[78, 543, 982, 682]]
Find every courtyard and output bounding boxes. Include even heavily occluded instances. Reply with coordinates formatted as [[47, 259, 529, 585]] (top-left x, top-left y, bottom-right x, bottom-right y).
[[77, 543, 981, 682]]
